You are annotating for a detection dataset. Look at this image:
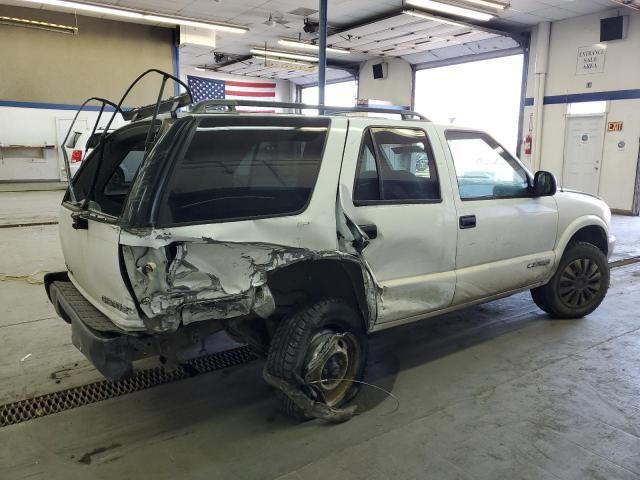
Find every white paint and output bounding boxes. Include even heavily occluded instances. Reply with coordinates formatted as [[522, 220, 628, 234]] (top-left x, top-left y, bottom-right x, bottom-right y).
[[56, 114, 613, 333], [524, 9, 640, 212], [338, 118, 459, 324], [358, 58, 413, 107], [563, 114, 606, 195]]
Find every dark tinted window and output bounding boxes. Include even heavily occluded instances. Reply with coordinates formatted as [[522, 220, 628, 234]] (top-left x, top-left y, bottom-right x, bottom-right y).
[[353, 127, 440, 204], [65, 123, 149, 217], [159, 117, 329, 224], [86, 131, 110, 149]]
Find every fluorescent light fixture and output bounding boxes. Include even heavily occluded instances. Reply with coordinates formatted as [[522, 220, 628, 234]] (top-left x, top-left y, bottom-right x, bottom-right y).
[[250, 48, 319, 62], [0, 15, 78, 33], [460, 0, 507, 9], [403, 9, 467, 27], [404, 0, 495, 21], [18, 0, 248, 33], [277, 39, 349, 54], [257, 56, 315, 67], [20, 0, 143, 19], [142, 15, 247, 33], [194, 67, 206, 71]]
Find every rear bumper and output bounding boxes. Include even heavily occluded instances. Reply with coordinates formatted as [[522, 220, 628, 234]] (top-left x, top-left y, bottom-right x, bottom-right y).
[[46, 274, 154, 381], [45, 272, 225, 381]]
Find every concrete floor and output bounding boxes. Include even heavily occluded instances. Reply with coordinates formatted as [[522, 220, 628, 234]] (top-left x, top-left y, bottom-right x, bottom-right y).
[[1, 190, 640, 480]]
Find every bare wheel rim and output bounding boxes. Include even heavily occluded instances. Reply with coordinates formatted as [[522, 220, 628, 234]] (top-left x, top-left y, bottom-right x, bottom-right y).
[[303, 329, 361, 407], [558, 258, 602, 309]]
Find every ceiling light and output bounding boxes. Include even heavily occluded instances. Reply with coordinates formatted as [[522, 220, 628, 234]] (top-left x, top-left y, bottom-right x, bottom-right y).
[[18, 0, 248, 33], [0, 15, 78, 33], [250, 48, 319, 62], [459, 0, 507, 9], [404, 0, 495, 21], [20, 0, 143, 19], [277, 39, 349, 54], [403, 9, 467, 27], [143, 15, 247, 33], [257, 56, 315, 67]]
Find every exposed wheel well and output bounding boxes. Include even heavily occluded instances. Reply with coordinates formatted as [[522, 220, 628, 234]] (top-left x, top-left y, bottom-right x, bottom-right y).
[[266, 259, 370, 331], [567, 225, 608, 255]]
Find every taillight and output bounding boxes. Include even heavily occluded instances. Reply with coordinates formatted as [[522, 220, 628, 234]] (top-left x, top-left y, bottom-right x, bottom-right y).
[[70, 150, 83, 163]]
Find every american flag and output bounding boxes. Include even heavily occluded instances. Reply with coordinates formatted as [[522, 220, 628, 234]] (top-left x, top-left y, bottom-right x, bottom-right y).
[[187, 75, 276, 112]]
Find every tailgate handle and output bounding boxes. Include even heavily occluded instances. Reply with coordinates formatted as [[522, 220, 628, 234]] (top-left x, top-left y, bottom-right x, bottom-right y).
[[459, 215, 476, 229]]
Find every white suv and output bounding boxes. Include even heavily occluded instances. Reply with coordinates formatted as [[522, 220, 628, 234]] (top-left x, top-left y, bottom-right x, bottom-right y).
[[45, 99, 614, 422]]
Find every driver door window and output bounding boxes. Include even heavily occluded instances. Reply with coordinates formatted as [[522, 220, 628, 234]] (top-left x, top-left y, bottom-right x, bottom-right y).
[[446, 131, 529, 200]]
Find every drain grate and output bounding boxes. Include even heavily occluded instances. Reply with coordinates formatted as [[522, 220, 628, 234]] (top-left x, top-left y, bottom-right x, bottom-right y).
[[0, 345, 256, 428]]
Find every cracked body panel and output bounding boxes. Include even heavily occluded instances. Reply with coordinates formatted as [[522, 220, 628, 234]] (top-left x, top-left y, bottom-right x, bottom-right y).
[[121, 224, 381, 333]]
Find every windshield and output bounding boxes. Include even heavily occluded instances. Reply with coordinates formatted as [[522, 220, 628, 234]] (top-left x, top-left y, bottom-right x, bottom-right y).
[[158, 117, 330, 225]]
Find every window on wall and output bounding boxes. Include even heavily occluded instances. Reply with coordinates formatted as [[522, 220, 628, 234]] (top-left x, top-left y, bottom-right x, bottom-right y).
[[414, 54, 524, 154], [300, 80, 358, 114], [567, 101, 607, 115]]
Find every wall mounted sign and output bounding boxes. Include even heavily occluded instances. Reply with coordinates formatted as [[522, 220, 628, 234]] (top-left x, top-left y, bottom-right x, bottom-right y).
[[608, 121, 623, 132], [576, 45, 606, 75]]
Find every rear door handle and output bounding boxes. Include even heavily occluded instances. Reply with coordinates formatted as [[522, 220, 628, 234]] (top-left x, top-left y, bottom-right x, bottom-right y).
[[459, 215, 476, 229], [358, 224, 378, 239]]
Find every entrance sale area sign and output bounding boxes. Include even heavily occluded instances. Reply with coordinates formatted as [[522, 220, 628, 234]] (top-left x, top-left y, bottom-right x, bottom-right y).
[[576, 45, 606, 75]]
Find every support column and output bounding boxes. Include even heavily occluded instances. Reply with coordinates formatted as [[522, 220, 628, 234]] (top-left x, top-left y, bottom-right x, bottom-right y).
[[318, 0, 327, 113], [531, 21, 550, 172]]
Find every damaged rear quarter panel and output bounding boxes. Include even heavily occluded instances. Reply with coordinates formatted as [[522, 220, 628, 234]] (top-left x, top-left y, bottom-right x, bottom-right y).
[[121, 218, 378, 331]]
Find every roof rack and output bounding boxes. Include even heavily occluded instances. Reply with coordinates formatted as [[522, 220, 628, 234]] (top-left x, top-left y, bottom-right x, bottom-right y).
[[191, 99, 429, 121]]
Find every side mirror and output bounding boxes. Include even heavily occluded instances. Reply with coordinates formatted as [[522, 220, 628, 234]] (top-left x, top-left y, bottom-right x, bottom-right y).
[[533, 171, 557, 197]]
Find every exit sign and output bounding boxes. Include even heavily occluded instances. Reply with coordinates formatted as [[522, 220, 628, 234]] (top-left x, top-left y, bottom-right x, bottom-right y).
[[608, 121, 623, 132]]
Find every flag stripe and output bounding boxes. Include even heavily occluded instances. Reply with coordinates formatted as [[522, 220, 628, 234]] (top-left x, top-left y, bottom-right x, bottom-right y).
[[225, 80, 277, 88], [226, 90, 276, 97]]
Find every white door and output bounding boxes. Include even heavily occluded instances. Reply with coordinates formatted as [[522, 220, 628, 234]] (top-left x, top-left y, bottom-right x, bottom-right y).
[[56, 117, 88, 181], [443, 130, 558, 304], [563, 115, 605, 195], [338, 120, 458, 326]]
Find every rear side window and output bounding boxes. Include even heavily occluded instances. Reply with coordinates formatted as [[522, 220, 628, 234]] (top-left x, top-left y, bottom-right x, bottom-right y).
[[159, 117, 330, 225], [353, 127, 440, 204]]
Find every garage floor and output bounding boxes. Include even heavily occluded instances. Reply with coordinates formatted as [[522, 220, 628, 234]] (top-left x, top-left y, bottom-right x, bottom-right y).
[[1, 190, 640, 480]]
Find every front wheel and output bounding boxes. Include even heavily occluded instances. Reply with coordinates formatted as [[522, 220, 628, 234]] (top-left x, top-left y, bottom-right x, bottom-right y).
[[265, 298, 367, 421], [531, 242, 609, 319]]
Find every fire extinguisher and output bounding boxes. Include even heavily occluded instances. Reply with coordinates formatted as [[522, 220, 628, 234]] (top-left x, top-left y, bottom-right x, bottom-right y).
[[524, 133, 532, 156]]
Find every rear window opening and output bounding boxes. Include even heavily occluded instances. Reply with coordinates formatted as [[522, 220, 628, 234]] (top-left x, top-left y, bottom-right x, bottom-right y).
[[158, 117, 330, 225], [65, 123, 150, 218]]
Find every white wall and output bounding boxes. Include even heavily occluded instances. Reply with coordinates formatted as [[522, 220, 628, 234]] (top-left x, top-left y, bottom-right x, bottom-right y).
[[181, 66, 295, 103], [0, 106, 125, 181], [358, 58, 413, 107], [523, 9, 640, 212]]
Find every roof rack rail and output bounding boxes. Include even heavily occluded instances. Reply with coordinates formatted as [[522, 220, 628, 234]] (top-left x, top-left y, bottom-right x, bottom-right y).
[[191, 99, 429, 121]]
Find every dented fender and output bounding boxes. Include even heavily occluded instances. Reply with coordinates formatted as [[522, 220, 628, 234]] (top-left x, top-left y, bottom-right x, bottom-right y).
[[120, 227, 381, 332]]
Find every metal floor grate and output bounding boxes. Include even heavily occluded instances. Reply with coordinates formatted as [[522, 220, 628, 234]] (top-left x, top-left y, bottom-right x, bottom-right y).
[[0, 345, 256, 428]]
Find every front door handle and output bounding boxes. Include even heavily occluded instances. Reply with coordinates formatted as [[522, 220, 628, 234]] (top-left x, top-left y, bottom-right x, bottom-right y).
[[358, 224, 378, 239], [459, 215, 476, 229]]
